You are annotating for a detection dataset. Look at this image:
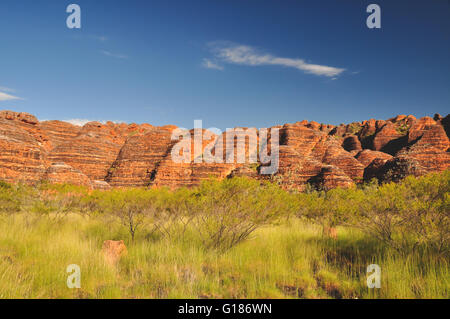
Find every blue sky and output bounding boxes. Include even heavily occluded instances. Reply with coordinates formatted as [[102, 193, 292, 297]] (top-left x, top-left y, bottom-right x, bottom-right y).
[[0, 0, 449, 129]]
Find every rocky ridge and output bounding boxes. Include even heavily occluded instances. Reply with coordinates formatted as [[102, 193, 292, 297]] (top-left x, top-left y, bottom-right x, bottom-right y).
[[0, 110, 448, 190]]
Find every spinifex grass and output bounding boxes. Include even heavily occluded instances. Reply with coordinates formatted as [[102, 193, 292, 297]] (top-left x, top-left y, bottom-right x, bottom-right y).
[[0, 215, 447, 299]]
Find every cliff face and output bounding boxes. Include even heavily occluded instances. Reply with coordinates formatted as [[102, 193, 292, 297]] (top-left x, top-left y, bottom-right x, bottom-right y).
[[0, 112, 47, 183], [0, 110, 448, 190]]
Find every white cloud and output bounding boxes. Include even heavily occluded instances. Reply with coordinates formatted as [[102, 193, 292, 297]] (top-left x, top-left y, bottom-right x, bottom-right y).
[[0, 91, 23, 101], [64, 119, 125, 126], [208, 42, 345, 77], [64, 119, 95, 126], [101, 50, 128, 59], [202, 58, 224, 70]]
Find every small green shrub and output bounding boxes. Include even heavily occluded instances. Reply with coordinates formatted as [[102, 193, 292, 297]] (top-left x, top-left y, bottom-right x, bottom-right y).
[[395, 123, 409, 135], [0, 180, 12, 189]]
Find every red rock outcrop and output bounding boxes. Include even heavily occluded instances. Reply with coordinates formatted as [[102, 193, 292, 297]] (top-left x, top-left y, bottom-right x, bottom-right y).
[[41, 162, 92, 187], [274, 125, 327, 190], [355, 149, 393, 167], [359, 119, 377, 138], [106, 127, 177, 187], [0, 114, 47, 183], [342, 136, 362, 152], [363, 158, 389, 181], [314, 139, 365, 181], [380, 142, 450, 182], [408, 117, 449, 151], [47, 132, 123, 181], [47, 121, 156, 183], [271, 125, 365, 190], [440, 114, 450, 138], [371, 117, 449, 182], [0, 110, 448, 190], [354, 150, 394, 181], [102, 240, 127, 265], [151, 129, 242, 188], [372, 122, 405, 153], [313, 165, 355, 190], [39, 120, 81, 150]]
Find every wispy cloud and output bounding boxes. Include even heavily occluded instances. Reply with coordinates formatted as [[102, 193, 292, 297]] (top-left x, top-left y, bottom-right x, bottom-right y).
[[0, 86, 16, 93], [207, 42, 345, 77], [72, 34, 108, 43], [101, 50, 128, 59], [0, 91, 23, 101], [202, 58, 224, 70], [91, 35, 108, 42]]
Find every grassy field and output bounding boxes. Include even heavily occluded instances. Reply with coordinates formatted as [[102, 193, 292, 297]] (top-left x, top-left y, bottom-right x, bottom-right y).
[[0, 214, 447, 298], [0, 172, 448, 299]]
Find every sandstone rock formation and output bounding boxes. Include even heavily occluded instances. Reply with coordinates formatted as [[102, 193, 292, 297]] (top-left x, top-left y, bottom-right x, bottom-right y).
[[377, 117, 450, 182], [372, 122, 406, 154], [342, 136, 362, 152], [0, 110, 448, 191], [355, 149, 393, 167], [312, 165, 355, 190], [39, 120, 81, 149], [151, 129, 239, 188], [0, 112, 47, 183], [106, 127, 177, 187], [441, 114, 450, 138], [41, 162, 92, 187], [102, 240, 128, 265]]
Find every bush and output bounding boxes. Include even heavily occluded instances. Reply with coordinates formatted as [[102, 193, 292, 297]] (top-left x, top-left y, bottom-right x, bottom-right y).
[[91, 188, 157, 241], [299, 170, 450, 256], [190, 177, 297, 250], [0, 180, 12, 189], [28, 184, 89, 221], [0, 186, 20, 214]]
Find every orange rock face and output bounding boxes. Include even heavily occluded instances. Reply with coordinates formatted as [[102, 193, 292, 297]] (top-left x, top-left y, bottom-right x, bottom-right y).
[[342, 136, 362, 152], [106, 127, 177, 187], [376, 117, 450, 181], [354, 149, 394, 181], [0, 113, 47, 183], [0, 110, 448, 190], [39, 120, 81, 150], [48, 133, 123, 181], [408, 117, 449, 151], [312, 165, 355, 190], [372, 122, 405, 154], [41, 162, 92, 187], [355, 149, 393, 167], [319, 140, 365, 181]]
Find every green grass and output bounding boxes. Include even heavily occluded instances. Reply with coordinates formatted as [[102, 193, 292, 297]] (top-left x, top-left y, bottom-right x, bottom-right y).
[[0, 214, 447, 299]]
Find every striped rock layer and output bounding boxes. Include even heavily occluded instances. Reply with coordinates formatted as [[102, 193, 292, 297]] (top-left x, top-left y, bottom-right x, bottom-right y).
[[0, 110, 448, 190]]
